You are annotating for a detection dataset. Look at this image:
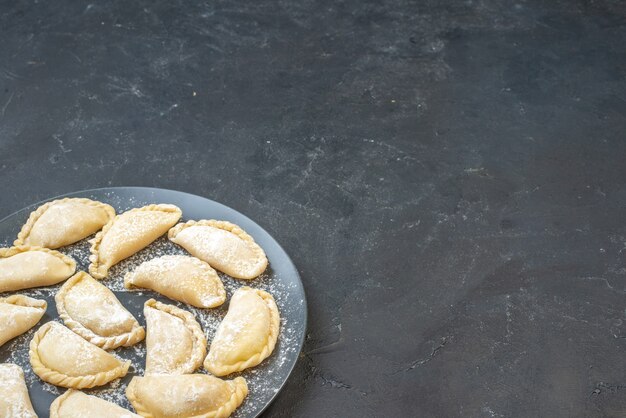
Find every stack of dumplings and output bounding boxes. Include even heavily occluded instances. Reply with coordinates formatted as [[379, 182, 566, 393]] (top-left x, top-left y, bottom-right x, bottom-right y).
[[0, 197, 281, 418]]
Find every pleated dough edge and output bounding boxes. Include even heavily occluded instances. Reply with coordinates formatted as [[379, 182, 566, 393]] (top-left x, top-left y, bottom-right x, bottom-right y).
[[14, 198, 116, 248], [125, 376, 248, 418], [56, 272, 145, 350], [145, 298, 207, 374], [204, 288, 280, 376], [29, 322, 131, 389], [88, 204, 182, 279], [167, 219, 268, 279]]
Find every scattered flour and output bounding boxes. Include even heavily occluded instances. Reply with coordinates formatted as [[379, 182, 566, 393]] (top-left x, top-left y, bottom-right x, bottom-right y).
[[1, 195, 303, 418]]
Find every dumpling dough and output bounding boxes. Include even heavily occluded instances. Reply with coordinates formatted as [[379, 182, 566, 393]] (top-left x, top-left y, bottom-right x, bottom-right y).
[[204, 287, 279, 376], [126, 374, 248, 418], [0, 246, 76, 293], [0, 363, 37, 418], [144, 299, 206, 375], [89, 204, 182, 279], [29, 322, 130, 389], [168, 220, 267, 280], [124, 255, 226, 308], [56, 272, 145, 349], [50, 389, 140, 418], [15, 197, 115, 249], [0, 295, 47, 347]]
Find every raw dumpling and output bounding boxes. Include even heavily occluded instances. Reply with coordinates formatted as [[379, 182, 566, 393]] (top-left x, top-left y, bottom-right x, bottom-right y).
[[168, 220, 267, 280], [144, 299, 206, 375], [15, 198, 115, 249], [124, 255, 226, 308], [0, 295, 47, 347], [0, 246, 76, 293], [126, 374, 248, 418], [0, 364, 37, 418], [55, 272, 145, 349], [204, 287, 279, 376], [89, 204, 182, 279], [50, 389, 140, 418], [29, 322, 130, 389]]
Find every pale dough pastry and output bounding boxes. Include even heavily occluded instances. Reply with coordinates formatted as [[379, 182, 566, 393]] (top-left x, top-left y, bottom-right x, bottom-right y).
[[0, 363, 37, 418], [0, 246, 76, 293], [124, 255, 226, 308], [168, 220, 268, 279], [126, 374, 248, 418], [55, 272, 145, 349], [144, 299, 206, 375], [0, 295, 47, 347], [89, 204, 182, 279], [15, 197, 115, 249], [204, 287, 279, 376], [29, 322, 130, 389], [50, 389, 140, 418]]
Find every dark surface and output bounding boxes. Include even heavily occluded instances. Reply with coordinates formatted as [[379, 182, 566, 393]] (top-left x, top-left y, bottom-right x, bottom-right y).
[[0, 188, 307, 418], [1, 0, 625, 416]]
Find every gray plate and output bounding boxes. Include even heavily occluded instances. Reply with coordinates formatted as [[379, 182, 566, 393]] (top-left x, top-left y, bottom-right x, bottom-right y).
[[0, 187, 307, 418]]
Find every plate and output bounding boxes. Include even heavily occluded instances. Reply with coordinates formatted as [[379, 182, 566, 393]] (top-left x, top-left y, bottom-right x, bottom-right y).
[[0, 187, 307, 418]]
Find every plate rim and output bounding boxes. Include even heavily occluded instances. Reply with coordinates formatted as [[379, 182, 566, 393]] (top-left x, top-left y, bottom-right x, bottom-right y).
[[0, 186, 308, 418]]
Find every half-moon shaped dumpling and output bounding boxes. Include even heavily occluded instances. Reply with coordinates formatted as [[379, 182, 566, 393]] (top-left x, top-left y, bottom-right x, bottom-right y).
[[168, 220, 268, 279], [29, 322, 130, 389], [56, 272, 145, 349], [126, 374, 248, 418], [124, 255, 226, 308], [0, 364, 37, 418], [50, 389, 141, 418], [15, 198, 116, 249], [89, 204, 182, 279], [0, 246, 76, 292], [144, 299, 206, 375], [204, 287, 279, 376], [0, 295, 47, 347]]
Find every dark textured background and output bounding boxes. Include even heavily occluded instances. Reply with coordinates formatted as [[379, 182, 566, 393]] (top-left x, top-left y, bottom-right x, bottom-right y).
[[1, 0, 626, 417]]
